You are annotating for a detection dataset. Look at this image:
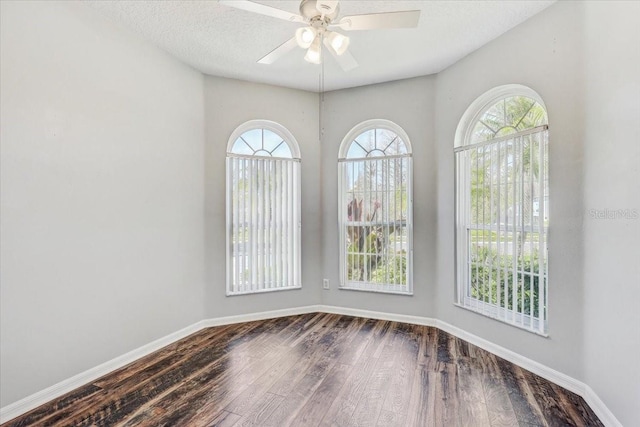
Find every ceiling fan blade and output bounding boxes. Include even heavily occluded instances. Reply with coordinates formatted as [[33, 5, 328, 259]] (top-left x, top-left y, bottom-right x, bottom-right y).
[[323, 38, 358, 71], [257, 36, 298, 65], [336, 10, 420, 31], [218, 0, 305, 24]]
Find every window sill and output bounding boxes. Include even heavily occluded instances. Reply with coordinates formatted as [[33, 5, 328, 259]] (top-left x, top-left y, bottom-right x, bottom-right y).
[[339, 284, 413, 296], [453, 302, 549, 338], [227, 285, 301, 297]]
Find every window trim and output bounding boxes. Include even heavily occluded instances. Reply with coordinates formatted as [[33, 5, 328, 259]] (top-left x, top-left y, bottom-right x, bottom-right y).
[[454, 85, 549, 336], [338, 119, 412, 159], [227, 119, 301, 159], [338, 119, 414, 295], [454, 84, 547, 148], [225, 120, 301, 296]]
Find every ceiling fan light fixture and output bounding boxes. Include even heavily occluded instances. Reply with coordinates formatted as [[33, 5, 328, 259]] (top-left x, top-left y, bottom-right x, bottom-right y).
[[220, 0, 420, 70], [295, 27, 317, 49], [304, 36, 321, 64], [326, 31, 350, 56]]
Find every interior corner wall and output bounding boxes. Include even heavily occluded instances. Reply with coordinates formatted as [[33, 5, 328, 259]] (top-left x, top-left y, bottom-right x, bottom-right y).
[[320, 76, 438, 316], [434, 0, 586, 381], [2, 0, 638, 424], [203, 76, 321, 317], [582, 2, 640, 426], [0, 1, 205, 407]]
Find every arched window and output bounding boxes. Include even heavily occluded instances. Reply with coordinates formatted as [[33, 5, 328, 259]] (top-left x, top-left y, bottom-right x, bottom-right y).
[[338, 120, 413, 294], [226, 120, 301, 295], [455, 85, 549, 334]]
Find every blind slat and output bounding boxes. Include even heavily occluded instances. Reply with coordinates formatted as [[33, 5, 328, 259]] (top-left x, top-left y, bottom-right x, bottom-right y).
[[455, 129, 548, 334], [339, 155, 412, 294], [227, 155, 300, 295]]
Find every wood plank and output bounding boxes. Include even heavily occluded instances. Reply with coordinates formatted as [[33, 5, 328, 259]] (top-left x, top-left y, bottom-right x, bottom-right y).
[[349, 340, 398, 426], [124, 316, 323, 426], [121, 344, 293, 426], [224, 350, 299, 415], [286, 313, 339, 350], [337, 318, 377, 365], [289, 363, 352, 426], [31, 321, 266, 426], [93, 324, 238, 389], [549, 383, 605, 427], [233, 392, 284, 427], [376, 409, 403, 427], [260, 374, 324, 427], [18, 326, 239, 426], [269, 315, 360, 397], [405, 366, 436, 427], [208, 410, 241, 427], [455, 355, 491, 427], [140, 354, 286, 426], [436, 328, 456, 364], [493, 355, 548, 426], [316, 319, 397, 427], [378, 323, 418, 426], [521, 367, 578, 427], [1, 314, 604, 427], [6, 384, 103, 427], [474, 348, 519, 427], [433, 362, 460, 426], [39, 321, 290, 426]]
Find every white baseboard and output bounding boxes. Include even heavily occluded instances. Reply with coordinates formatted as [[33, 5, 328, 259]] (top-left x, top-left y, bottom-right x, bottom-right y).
[[200, 305, 322, 328], [319, 305, 584, 390], [0, 304, 622, 427], [0, 305, 320, 424], [436, 319, 586, 394], [0, 320, 205, 424], [319, 304, 438, 327], [582, 384, 624, 427], [316, 305, 622, 427]]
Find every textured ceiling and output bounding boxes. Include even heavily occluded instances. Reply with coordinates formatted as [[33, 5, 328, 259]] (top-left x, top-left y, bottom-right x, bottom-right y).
[[86, 0, 555, 92]]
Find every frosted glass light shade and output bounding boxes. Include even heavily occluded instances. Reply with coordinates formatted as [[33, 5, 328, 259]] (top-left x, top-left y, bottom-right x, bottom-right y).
[[326, 31, 350, 55], [295, 27, 317, 49], [304, 37, 321, 64]]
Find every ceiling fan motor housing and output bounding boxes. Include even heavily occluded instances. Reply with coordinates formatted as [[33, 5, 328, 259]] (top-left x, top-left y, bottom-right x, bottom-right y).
[[300, 0, 340, 22], [221, 0, 420, 70]]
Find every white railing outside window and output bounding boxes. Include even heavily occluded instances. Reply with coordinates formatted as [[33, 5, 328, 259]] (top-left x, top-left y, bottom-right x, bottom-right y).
[[455, 90, 549, 335]]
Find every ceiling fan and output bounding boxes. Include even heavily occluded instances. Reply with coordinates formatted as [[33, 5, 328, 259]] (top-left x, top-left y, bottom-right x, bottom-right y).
[[218, 0, 421, 71]]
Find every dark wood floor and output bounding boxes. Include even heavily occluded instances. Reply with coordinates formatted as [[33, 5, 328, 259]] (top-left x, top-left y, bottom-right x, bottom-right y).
[[4, 313, 603, 427]]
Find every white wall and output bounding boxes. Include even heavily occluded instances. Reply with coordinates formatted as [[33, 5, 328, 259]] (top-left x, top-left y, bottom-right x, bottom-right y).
[[320, 76, 437, 316], [319, 2, 639, 424], [2, 0, 638, 424], [582, 2, 640, 426], [203, 76, 321, 317], [434, 0, 587, 380], [0, 1, 205, 407], [321, 0, 588, 380]]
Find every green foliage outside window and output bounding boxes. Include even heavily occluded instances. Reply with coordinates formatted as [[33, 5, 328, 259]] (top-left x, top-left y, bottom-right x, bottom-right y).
[[469, 246, 542, 318]]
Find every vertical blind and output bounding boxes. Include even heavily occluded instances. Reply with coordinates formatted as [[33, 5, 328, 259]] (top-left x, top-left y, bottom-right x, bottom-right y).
[[226, 155, 301, 295], [455, 126, 549, 334], [339, 154, 412, 294]]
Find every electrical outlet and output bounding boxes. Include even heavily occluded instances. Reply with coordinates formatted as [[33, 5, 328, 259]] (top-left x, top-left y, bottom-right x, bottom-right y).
[[323, 279, 330, 289]]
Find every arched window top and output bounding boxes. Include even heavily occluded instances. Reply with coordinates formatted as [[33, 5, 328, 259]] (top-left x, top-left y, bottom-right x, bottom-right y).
[[339, 119, 412, 160], [453, 84, 549, 335], [455, 85, 548, 147], [227, 120, 300, 159]]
